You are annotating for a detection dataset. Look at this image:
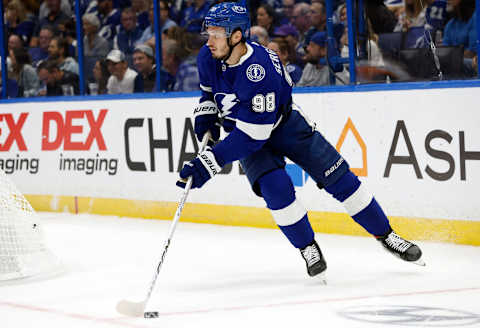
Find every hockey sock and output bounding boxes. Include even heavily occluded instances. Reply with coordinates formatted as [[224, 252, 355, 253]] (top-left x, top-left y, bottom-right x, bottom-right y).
[[258, 169, 314, 249], [325, 170, 391, 236]]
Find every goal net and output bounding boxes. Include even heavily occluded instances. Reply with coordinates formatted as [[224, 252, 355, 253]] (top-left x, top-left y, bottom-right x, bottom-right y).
[[0, 170, 60, 280]]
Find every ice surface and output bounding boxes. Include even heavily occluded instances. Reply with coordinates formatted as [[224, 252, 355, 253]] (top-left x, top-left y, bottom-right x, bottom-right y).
[[1, 213, 479, 328]]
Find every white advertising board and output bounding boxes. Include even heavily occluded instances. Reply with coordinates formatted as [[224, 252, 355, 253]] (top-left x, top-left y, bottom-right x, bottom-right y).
[[0, 87, 478, 222]]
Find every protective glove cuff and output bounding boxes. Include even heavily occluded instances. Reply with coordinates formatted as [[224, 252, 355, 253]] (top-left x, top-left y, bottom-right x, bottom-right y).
[[198, 148, 222, 178], [193, 100, 218, 118]]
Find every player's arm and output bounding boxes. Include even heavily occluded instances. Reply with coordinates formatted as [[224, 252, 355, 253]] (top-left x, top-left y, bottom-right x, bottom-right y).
[[177, 84, 277, 188], [194, 46, 220, 142], [177, 96, 276, 189], [211, 99, 276, 166], [177, 55, 279, 189]]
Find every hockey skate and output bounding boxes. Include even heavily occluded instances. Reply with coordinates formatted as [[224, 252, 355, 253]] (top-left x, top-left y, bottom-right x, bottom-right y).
[[376, 229, 425, 266], [300, 240, 327, 283]]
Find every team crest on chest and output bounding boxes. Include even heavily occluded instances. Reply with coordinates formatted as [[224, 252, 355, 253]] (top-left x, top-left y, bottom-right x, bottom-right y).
[[246, 64, 265, 82]]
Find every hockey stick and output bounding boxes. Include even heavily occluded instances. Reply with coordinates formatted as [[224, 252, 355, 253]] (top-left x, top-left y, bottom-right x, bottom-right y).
[[116, 132, 211, 318]]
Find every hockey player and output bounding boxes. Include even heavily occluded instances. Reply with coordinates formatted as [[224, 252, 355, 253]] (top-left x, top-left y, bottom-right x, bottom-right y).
[[176, 2, 424, 278]]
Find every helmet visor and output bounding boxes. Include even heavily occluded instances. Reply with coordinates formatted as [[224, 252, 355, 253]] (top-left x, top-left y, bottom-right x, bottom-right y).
[[201, 26, 230, 40], [202, 20, 232, 37]]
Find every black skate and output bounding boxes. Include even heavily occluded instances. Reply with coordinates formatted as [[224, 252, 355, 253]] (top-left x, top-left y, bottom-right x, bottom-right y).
[[300, 240, 327, 282], [376, 229, 425, 266]]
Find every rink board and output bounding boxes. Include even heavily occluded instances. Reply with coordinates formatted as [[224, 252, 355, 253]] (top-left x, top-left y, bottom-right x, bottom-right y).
[[26, 194, 480, 246], [0, 87, 479, 245]]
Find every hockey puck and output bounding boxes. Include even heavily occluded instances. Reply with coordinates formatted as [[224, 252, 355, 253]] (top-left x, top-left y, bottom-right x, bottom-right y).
[[144, 311, 159, 318]]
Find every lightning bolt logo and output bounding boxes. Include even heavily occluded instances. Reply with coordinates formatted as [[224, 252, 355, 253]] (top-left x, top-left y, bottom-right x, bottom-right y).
[[214, 93, 239, 117]]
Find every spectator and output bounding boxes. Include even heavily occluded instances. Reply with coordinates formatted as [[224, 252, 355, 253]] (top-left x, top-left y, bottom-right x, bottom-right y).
[[138, 0, 177, 45], [105, 49, 144, 94], [173, 33, 201, 92], [305, 1, 327, 44], [305, 0, 344, 48], [83, 14, 110, 58], [29, 26, 55, 66], [48, 37, 79, 74], [341, 21, 389, 82], [34, 0, 71, 38], [59, 18, 78, 57], [131, 0, 150, 31], [443, 0, 477, 59], [442, 0, 477, 77], [281, 0, 296, 24], [83, 13, 111, 81], [91, 59, 111, 94], [97, 0, 122, 42], [164, 26, 190, 59], [425, 0, 449, 33], [5, 0, 35, 45], [341, 22, 384, 68], [8, 35, 24, 52], [41, 59, 80, 96], [273, 24, 303, 65], [80, 0, 99, 16], [161, 38, 180, 91], [38, 0, 72, 21], [394, 0, 427, 32], [9, 47, 40, 97], [0, 57, 18, 98], [133, 44, 156, 92], [365, 0, 398, 34], [268, 38, 303, 84], [256, 3, 281, 38], [335, 3, 347, 24], [250, 25, 270, 46], [36, 61, 49, 96], [180, 0, 211, 33], [261, 0, 284, 13], [165, 25, 186, 40], [297, 31, 331, 86], [292, 3, 313, 53], [18, 0, 39, 28], [113, 8, 144, 64]]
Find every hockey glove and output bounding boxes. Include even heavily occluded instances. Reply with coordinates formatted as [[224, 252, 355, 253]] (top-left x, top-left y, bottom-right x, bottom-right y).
[[193, 100, 220, 142], [176, 147, 222, 189]]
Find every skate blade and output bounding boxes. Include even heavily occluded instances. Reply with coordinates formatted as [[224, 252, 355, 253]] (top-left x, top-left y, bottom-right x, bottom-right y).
[[315, 271, 327, 285], [411, 258, 426, 266]]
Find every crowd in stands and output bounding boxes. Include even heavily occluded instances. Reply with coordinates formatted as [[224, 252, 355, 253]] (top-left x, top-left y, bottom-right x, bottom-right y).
[[0, 0, 477, 98]]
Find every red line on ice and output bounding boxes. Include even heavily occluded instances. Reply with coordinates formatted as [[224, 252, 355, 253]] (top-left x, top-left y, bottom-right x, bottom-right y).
[[1, 286, 478, 325], [0, 301, 149, 328], [154, 286, 480, 316]]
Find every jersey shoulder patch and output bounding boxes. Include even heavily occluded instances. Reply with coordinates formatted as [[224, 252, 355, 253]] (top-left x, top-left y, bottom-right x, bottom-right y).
[[245, 63, 266, 82], [234, 43, 290, 104], [238, 43, 282, 85]]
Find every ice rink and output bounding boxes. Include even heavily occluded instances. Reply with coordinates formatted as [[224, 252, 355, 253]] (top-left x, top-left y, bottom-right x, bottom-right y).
[[2, 212, 480, 328]]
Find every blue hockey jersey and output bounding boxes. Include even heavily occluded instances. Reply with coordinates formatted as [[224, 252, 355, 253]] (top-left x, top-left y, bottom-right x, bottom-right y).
[[197, 41, 294, 167], [426, 0, 448, 31]]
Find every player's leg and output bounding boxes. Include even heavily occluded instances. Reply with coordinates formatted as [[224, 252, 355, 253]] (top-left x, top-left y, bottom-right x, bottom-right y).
[[257, 169, 326, 277], [324, 170, 391, 236], [324, 170, 422, 262], [272, 108, 423, 264], [239, 149, 326, 277]]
